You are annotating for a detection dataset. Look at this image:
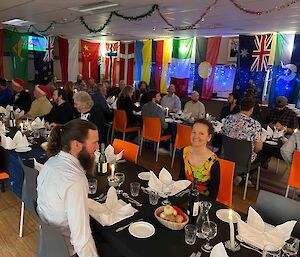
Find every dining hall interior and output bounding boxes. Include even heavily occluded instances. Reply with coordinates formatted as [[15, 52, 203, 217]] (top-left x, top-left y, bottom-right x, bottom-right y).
[[0, 0, 300, 256]]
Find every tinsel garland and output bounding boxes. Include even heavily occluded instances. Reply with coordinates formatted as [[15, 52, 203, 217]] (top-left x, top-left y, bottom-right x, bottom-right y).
[[228, 0, 300, 15], [26, 0, 300, 34]]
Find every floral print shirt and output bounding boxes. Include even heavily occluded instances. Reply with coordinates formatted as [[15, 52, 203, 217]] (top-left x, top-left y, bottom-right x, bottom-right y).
[[222, 113, 262, 162]]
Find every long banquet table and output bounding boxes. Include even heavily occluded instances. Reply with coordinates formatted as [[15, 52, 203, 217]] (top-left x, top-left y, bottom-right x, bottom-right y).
[[91, 161, 260, 257]]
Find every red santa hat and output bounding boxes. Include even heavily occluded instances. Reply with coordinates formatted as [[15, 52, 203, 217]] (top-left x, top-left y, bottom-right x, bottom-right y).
[[12, 78, 26, 90], [35, 85, 51, 99]]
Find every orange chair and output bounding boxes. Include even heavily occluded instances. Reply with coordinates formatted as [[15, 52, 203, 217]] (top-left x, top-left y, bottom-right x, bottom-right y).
[[140, 117, 171, 162], [216, 158, 235, 207], [0, 172, 9, 192], [285, 150, 300, 198], [111, 110, 140, 142], [171, 123, 192, 168], [112, 139, 139, 164]]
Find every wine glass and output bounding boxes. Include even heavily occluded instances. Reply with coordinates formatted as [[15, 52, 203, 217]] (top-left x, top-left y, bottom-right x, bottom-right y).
[[161, 182, 173, 205], [115, 172, 125, 194], [201, 221, 217, 253], [282, 237, 299, 256]]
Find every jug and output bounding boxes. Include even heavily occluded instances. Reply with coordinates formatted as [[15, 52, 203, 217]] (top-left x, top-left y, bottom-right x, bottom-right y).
[[196, 201, 212, 238]]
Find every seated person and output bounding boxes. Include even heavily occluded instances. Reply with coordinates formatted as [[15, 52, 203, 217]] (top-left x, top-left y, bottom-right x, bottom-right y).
[[281, 130, 300, 165], [141, 90, 168, 133], [223, 97, 263, 164], [44, 88, 74, 126], [37, 119, 99, 257], [86, 77, 97, 95], [0, 78, 13, 107], [73, 91, 105, 143], [220, 92, 240, 120], [179, 119, 220, 199], [161, 84, 181, 113], [25, 85, 52, 118], [267, 96, 298, 134], [183, 91, 206, 119], [92, 83, 113, 122], [134, 81, 148, 105], [11, 78, 32, 113], [116, 86, 140, 127], [75, 74, 87, 91]]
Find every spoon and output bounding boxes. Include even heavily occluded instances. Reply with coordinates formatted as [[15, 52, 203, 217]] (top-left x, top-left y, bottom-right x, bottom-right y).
[[122, 192, 142, 206]]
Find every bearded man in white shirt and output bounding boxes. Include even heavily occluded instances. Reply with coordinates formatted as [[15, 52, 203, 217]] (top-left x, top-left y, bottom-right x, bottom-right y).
[[37, 119, 99, 257]]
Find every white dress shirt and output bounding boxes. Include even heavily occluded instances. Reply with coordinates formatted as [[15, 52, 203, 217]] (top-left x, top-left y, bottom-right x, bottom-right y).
[[37, 151, 99, 257]]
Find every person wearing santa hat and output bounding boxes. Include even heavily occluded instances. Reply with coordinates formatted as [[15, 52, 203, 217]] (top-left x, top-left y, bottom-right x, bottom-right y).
[[25, 85, 52, 118], [11, 78, 32, 113]]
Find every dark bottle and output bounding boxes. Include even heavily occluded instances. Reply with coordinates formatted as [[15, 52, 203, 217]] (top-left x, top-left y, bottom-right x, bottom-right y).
[[187, 178, 200, 224], [97, 143, 107, 175], [8, 106, 16, 128]]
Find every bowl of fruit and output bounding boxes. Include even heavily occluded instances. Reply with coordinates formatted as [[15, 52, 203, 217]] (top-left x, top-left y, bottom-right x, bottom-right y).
[[154, 205, 189, 230]]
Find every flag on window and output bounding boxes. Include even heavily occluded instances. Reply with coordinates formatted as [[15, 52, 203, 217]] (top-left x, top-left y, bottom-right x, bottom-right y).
[[81, 40, 100, 83], [119, 42, 135, 86], [104, 42, 119, 86]]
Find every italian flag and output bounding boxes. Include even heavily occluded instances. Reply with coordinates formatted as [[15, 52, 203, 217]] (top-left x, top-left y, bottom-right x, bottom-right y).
[[170, 38, 193, 97]]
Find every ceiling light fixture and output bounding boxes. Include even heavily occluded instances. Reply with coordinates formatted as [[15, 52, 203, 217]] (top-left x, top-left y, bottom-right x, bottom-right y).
[[79, 2, 118, 12], [2, 18, 32, 26]]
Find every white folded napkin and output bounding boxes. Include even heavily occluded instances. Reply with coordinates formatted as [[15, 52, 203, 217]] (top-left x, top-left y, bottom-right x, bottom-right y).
[[148, 168, 191, 197], [165, 117, 174, 123], [267, 126, 273, 139], [14, 131, 30, 149], [111, 101, 117, 110], [88, 187, 137, 226], [0, 106, 8, 115], [31, 117, 45, 130], [210, 242, 228, 257], [181, 112, 192, 120], [133, 111, 141, 116], [34, 158, 44, 172], [0, 131, 29, 150], [212, 121, 223, 133], [237, 207, 297, 250], [104, 144, 123, 163], [0, 122, 6, 134], [14, 109, 24, 117]]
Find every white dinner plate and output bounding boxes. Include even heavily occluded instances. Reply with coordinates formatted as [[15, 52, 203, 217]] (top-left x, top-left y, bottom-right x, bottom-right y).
[[15, 147, 32, 152], [216, 209, 241, 223], [138, 172, 150, 181], [129, 221, 155, 238], [265, 141, 278, 145]]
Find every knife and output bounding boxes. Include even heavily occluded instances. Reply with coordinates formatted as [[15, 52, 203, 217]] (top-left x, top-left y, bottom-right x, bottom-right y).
[[115, 218, 143, 232]]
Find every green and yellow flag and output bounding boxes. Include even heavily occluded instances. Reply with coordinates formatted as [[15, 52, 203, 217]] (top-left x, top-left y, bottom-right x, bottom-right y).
[[6, 30, 28, 81]]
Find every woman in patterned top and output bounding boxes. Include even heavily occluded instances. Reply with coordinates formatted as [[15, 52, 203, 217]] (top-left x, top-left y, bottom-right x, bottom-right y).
[[179, 119, 220, 199]]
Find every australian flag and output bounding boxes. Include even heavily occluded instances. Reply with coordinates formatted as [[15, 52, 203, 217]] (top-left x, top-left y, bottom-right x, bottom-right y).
[[234, 34, 273, 98], [33, 36, 54, 85]]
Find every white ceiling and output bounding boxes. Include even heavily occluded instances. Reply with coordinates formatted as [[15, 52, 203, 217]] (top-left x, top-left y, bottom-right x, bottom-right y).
[[1, 0, 300, 41]]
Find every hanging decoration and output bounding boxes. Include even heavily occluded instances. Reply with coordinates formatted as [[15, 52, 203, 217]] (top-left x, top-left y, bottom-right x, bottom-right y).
[[228, 0, 300, 15], [157, 0, 219, 31]]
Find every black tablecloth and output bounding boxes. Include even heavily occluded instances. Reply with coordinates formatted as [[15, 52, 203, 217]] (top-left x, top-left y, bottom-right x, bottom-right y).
[[91, 161, 259, 257]]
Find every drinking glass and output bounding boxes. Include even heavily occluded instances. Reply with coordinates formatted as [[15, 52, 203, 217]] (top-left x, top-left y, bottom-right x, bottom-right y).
[[282, 237, 299, 256], [263, 246, 281, 257], [185, 224, 197, 245], [201, 221, 217, 253], [88, 178, 98, 195], [161, 183, 172, 205], [33, 129, 40, 139], [115, 172, 125, 194], [130, 182, 140, 197], [149, 191, 159, 205]]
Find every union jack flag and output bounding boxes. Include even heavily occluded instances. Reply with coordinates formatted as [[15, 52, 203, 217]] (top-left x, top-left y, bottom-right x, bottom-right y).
[[43, 36, 55, 62], [250, 34, 273, 72]]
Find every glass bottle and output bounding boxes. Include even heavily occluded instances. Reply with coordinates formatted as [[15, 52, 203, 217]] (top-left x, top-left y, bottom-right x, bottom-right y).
[[97, 143, 107, 175], [8, 106, 16, 128], [196, 201, 212, 238], [187, 178, 200, 224]]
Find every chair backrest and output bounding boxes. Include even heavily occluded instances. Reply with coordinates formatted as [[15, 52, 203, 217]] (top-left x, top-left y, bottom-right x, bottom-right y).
[[37, 219, 70, 257], [217, 158, 235, 207], [287, 150, 300, 189], [255, 190, 300, 238], [221, 135, 252, 174], [112, 139, 139, 164], [174, 123, 192, 150], [18, 157, 39, 213], [113, 110, 127, 131], [142, 117, 162, 142]]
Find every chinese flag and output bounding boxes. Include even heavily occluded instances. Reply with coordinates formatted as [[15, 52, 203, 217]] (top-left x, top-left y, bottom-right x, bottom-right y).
[[81, 40, 100, 82]]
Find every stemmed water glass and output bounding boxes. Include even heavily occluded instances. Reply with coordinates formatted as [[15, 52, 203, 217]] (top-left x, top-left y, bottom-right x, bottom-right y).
[[201, 221, 217, 253], [115, 172, 125, 194], [282, 237, 299, 256], [161, 182, 173, 205]]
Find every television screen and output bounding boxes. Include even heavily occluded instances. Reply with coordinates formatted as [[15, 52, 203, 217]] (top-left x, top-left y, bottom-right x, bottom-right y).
[[28, 36, 47, 51]]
